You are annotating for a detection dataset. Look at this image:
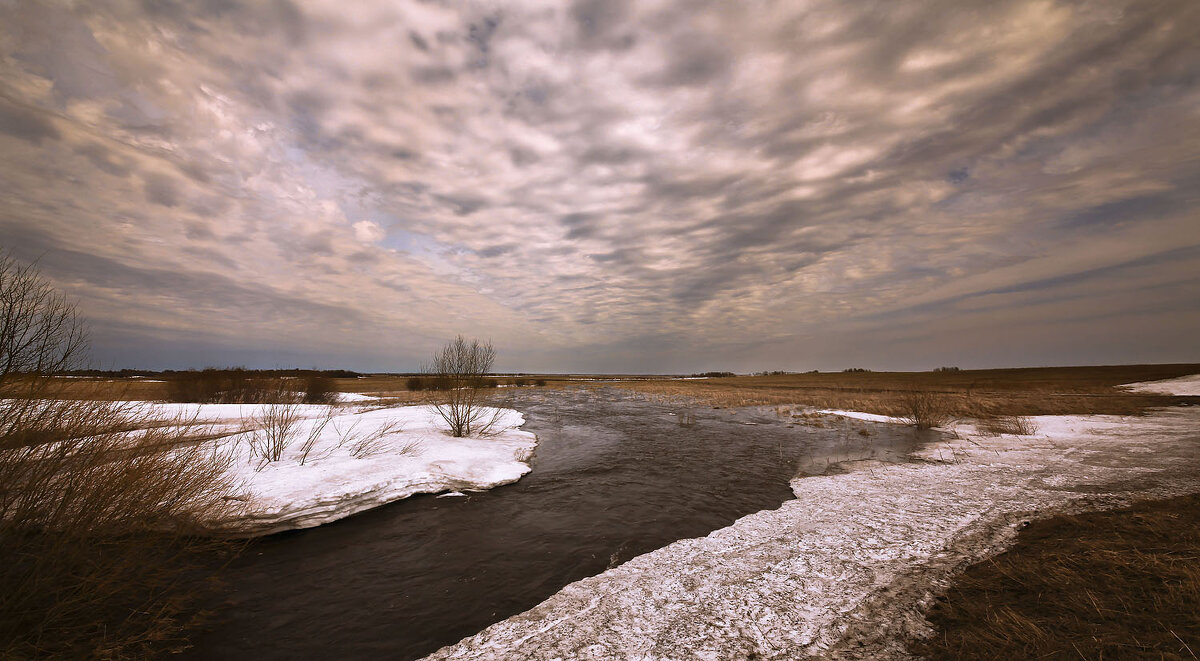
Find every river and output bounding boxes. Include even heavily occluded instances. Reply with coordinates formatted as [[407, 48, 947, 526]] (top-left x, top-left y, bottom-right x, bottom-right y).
[[185, 388, 930, 660]]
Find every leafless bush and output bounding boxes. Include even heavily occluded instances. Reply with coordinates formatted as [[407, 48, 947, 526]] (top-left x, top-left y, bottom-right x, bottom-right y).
[[333, 417, 407, 458], [898, 390, 955, 429], [0, 252, 242, 657], [165, 369, 302, 404], [249, 400, 302, 467], [425, 335, 505, 437], [297, 407, 336, 465], [978, 415, 1039, 436], [302, 374, 338, 404]]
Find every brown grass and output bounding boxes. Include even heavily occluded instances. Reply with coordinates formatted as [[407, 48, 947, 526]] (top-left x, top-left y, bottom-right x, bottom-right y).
[[606, 364, 1200, 417], [37, 364, 1200, 418], [977, 415, 1039, 436], [0, 378, 243, 659], [912, 493, 1200, 660]]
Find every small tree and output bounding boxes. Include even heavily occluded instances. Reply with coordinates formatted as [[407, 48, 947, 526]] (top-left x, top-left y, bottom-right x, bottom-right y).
[[425, 335, 501, 437]]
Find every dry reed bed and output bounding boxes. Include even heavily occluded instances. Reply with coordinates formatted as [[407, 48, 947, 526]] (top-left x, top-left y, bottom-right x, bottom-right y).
[[603, 364, 1200, 417]]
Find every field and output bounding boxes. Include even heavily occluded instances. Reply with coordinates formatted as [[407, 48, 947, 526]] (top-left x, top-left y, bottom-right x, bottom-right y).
[[913, 493, 1200, 660], [44, 364, 1200, 419], [20, 364, 1200, 659], [601, 364, 1200, 416]]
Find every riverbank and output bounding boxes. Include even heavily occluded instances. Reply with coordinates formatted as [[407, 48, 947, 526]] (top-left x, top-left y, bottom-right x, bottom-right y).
[[144, 402, 538, 536], [421, 380, 1200, 660]]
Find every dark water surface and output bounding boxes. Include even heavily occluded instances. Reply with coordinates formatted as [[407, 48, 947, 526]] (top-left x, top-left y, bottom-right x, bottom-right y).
[[186, 389, 928, 660]]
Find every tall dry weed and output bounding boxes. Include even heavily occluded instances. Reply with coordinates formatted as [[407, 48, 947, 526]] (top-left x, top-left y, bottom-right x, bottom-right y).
[[0, 380, 243, 658]]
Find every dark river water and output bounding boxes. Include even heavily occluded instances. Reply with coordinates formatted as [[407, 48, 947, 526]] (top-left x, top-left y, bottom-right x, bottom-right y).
[[185, 388, 929, 660]]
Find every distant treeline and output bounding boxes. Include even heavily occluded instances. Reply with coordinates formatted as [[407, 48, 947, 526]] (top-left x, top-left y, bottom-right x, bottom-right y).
[[157, 368, 348, 404], [691, 371, 737, 378], [406, 376, 546, 390], [56, 368, 362, 379]]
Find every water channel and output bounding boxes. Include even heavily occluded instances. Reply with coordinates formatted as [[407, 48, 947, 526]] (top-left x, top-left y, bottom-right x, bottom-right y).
[[186, 388, 931, 660]]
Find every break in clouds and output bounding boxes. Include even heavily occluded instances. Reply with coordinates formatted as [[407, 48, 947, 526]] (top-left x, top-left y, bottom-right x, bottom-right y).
[[0, 0, 1197, 372]]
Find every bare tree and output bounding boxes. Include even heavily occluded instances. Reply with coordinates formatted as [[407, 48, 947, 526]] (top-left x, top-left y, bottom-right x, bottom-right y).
[[0, 252, 87, 392], [425, 335, 502, 437], [0, 251, 241, 658]]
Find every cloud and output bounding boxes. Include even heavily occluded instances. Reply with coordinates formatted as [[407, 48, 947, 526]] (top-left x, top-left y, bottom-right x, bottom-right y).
[[353, 220, 385, 243], [0, 0, 1196, 372]]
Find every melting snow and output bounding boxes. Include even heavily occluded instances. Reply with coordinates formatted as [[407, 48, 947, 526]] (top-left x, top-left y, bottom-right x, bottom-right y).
[[422, 394, 1200, 660], [156, 402, 537, 536], [1121, 373, 1200, 396]]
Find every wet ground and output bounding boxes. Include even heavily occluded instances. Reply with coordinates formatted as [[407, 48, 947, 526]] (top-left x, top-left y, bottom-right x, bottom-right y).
[[185, 388, 929, 661]]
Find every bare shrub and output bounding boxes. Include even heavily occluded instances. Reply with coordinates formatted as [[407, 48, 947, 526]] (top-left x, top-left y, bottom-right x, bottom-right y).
[[302, 374, 337, 404], [249, 400, 302, 467], [333, 417, 406, 458], [425, 335, 504, 437], [297, 408, 336, 465], [406, 376, 426, 391], [0, 249, 241, 657], [898, 390, 955, 429], [165, 369, 300, 404], [978, 415, 1039, 436]]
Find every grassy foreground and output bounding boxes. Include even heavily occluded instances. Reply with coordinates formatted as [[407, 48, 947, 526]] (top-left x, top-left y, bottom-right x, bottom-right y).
[[912, 493, 1200, 660]]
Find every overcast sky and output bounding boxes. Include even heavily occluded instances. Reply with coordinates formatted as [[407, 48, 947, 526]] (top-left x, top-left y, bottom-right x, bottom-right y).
[[1, 0, 1197, 373]]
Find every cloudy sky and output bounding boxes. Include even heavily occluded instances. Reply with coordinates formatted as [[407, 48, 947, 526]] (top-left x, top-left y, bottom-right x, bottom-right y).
[[1, 0, 1197, 373]]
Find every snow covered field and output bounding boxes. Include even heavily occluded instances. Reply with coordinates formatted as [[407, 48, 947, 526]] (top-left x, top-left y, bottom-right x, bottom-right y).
[[421, 376, 1200, 660], [1122, 373, 1200, 396], [148, 401, 537, 536]]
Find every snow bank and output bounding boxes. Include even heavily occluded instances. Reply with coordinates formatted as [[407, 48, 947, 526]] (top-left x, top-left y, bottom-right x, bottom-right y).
[[1121, 373, 1200, 396], [815, 408, 906, 425], [422, 406, 1200, 660], [166, 403, 536, 536]]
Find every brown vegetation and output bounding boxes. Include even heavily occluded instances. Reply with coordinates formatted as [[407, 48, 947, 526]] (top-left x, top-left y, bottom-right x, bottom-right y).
[[0, 252, 242, 658], [912, 493, 1200, 660], [605, 364, 1200, 417], [424, 336, 503, 437]]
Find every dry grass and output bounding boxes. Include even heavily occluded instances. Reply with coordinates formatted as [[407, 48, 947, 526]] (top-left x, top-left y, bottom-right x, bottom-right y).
[[606, 364, 1200, 417], [977, 415, 1039, 436], [897, 390, 957, 429], [0, 379, 243, 659], [912, 493, 1200, 660]]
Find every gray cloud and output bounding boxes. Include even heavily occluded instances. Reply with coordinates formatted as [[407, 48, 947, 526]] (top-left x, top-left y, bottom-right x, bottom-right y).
[[0, 0, 1196, 372], [0, 97, 60, 144]]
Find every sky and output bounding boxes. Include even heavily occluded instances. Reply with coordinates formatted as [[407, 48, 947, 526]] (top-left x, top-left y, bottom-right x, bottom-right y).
[[0, 0, 1197, 374]]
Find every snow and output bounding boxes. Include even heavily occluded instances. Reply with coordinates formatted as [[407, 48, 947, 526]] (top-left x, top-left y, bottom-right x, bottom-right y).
[[815, 409, 906, 425], [157, 402, 537, 536], [422, 405, 1200, 660], [1121, 373, 1200, 396]]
